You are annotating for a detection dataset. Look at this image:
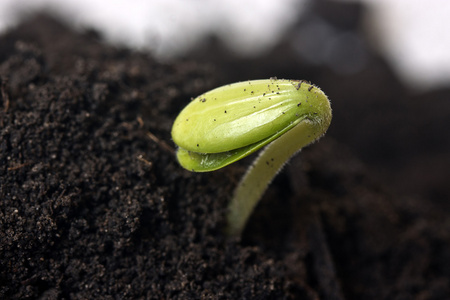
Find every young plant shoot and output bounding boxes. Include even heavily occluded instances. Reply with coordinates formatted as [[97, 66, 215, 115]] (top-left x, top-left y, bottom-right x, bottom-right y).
[[171, 79, 332, 237]]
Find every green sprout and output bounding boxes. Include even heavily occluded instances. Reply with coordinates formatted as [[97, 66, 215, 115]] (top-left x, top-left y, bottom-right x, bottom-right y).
[[171, 78, 332, 237]]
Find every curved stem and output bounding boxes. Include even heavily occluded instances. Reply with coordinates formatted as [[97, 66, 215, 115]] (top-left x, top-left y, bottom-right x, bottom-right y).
[[225, 119, 325, 237]]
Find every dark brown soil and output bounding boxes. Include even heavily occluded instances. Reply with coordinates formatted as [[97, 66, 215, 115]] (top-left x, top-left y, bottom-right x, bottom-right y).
[[1, 4, 450, 300]]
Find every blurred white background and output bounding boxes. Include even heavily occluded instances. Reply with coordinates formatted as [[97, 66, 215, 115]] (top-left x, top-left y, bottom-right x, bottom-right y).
[[0, 0, 449, 90]]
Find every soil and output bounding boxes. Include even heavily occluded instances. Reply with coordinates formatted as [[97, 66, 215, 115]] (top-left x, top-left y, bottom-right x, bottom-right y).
[[1, 4, 450, 300]]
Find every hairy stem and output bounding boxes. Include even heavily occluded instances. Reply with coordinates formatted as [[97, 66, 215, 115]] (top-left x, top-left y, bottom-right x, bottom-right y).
[[226, 118, 325, 237]]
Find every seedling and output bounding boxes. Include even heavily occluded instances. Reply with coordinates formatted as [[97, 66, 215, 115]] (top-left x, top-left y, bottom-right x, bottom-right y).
[[171, 79, 332, 237]]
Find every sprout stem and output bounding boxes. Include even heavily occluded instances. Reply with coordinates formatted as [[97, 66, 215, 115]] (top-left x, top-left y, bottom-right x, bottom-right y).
[[226, 117, 329, 237]]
